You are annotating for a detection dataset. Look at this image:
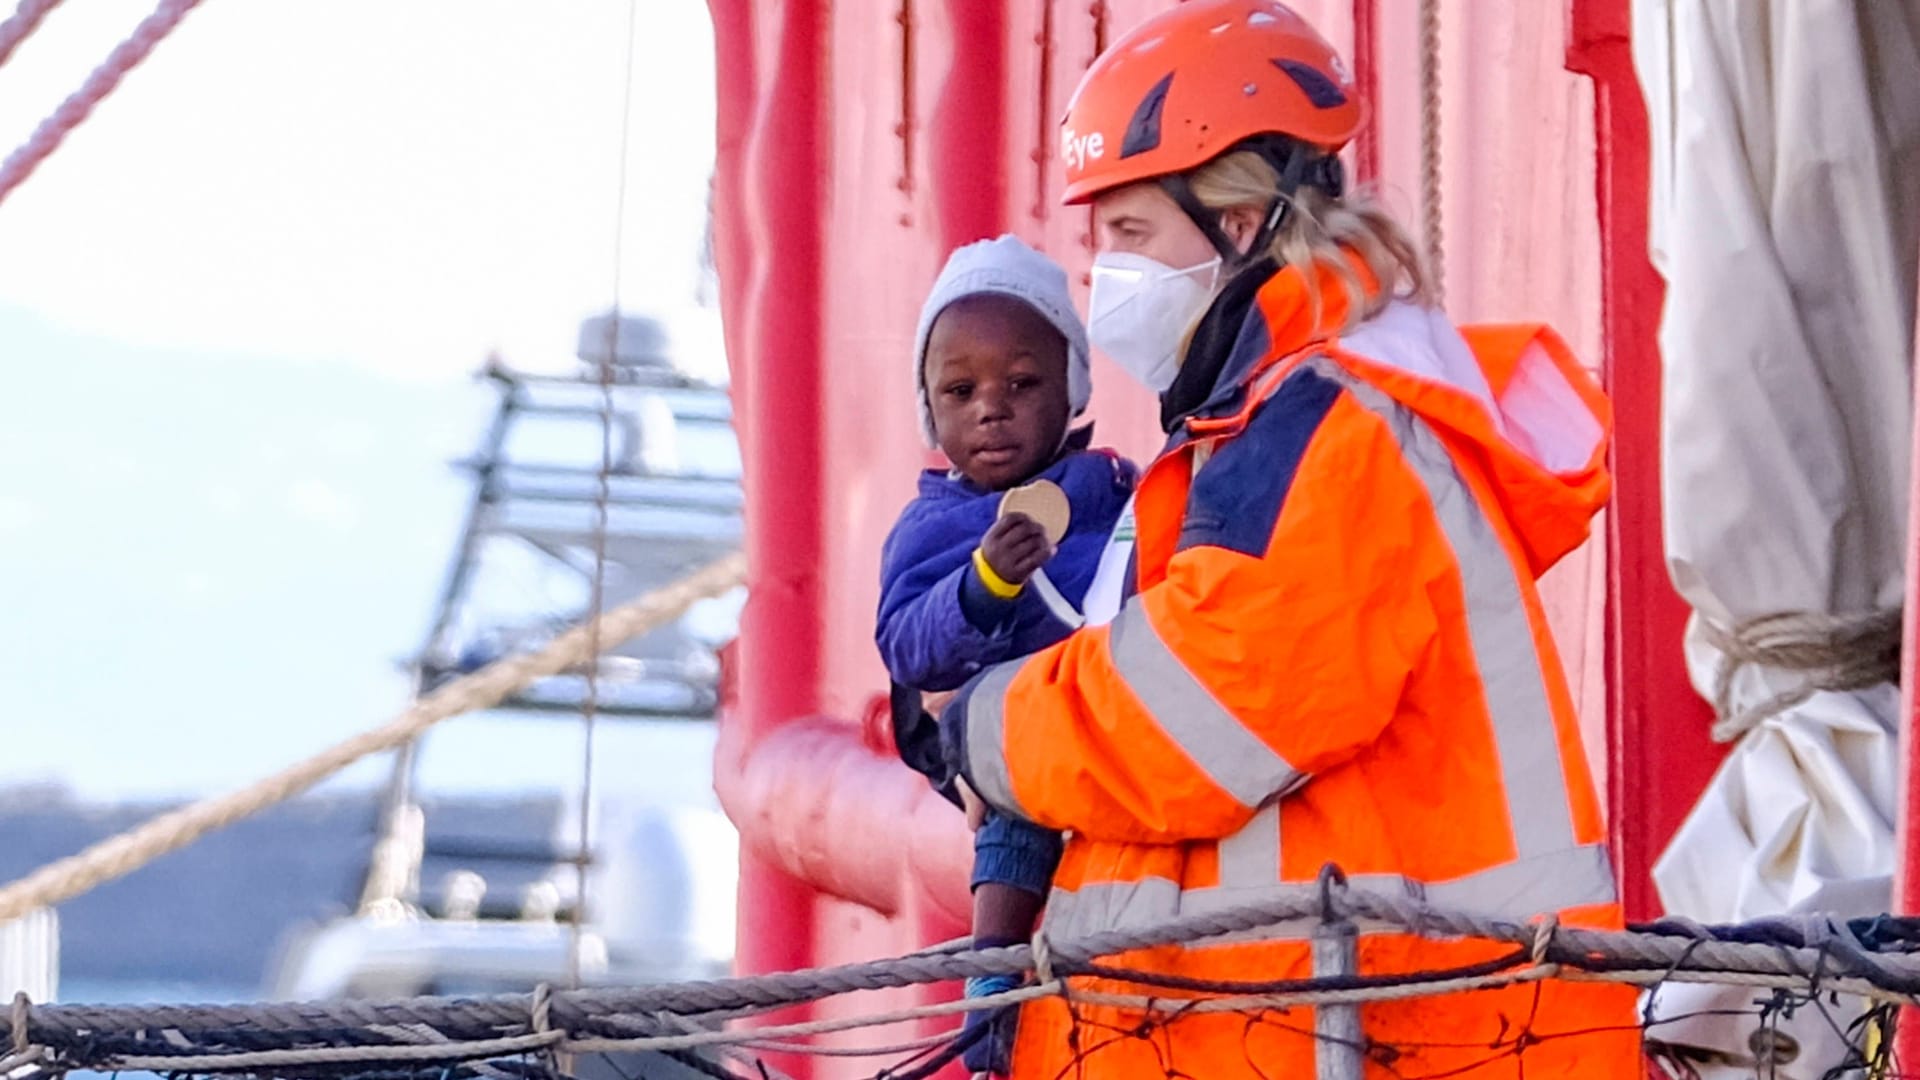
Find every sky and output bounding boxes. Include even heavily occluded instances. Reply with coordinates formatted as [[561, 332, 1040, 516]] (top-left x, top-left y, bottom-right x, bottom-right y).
[[0, 0, 727, 805]]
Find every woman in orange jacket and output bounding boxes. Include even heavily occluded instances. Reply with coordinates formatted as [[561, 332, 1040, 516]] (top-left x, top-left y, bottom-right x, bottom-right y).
[[934, 2, 1640, 1076]]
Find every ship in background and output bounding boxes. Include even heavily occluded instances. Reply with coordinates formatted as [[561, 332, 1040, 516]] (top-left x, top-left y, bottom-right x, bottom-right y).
[[268, 311, 744, 1000]]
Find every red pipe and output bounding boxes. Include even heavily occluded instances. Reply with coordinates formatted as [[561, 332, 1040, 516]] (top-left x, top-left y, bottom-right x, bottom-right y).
[[707, 0, 757, 457], [707, 0, 830, 1022], [714, 706, 972, 928]]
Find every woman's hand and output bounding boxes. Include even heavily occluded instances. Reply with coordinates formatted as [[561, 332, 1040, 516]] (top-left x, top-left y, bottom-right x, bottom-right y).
[[978, 513, 1055, 586], [921, 689, 956, 716]]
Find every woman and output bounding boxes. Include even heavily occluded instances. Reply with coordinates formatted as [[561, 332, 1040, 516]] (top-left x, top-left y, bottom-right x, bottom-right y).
[[936, 2, 1639, 1076]]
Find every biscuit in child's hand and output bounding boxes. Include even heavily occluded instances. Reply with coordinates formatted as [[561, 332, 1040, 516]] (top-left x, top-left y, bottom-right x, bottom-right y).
[[998, 479, 1071, 545]]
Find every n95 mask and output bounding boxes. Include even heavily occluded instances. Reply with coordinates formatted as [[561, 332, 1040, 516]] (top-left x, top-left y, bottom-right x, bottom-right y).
[[1086, 252, 1222, 392]]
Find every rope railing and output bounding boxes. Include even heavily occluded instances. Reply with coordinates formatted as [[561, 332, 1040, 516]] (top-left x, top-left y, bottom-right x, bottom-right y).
[[6, 873, 1917, 1078], [0, 551, 748, 924]]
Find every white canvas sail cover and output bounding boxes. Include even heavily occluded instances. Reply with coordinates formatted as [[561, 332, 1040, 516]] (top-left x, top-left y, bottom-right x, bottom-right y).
[[1632, 0, 1920, 1073]]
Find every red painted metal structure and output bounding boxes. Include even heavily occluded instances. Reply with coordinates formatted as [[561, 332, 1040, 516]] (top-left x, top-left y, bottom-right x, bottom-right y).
[[705, 1, 1723, 1073], [1561, 0, 1722, 928], [1893, 275, 1920, 1065]]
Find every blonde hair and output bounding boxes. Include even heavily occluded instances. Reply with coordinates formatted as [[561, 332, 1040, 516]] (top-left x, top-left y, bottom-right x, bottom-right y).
[[1185, 149, 1432, 331]]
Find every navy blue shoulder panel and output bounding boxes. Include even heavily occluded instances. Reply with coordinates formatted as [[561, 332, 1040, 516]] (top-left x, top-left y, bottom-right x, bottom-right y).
[[1177, 368, 1344, 558]]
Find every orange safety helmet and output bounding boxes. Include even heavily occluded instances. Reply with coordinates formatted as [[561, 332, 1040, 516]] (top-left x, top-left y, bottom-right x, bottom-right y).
[[1059, 0, 1364, 207]]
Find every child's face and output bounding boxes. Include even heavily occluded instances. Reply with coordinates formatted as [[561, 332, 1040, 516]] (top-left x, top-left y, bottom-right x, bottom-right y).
[[925, 294, 1072, 491]]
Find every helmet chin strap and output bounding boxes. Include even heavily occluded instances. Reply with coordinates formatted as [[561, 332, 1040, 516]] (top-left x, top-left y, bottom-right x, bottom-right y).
[[1158, 136, 1346, 271]]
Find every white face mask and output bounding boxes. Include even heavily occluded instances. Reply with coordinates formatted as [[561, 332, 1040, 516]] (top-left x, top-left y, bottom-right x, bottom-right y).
[[1087, 252, 1223, 392]]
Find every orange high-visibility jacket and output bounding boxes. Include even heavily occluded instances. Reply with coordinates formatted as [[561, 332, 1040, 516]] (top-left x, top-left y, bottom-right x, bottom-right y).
[[943, 264, 1639, 1077]]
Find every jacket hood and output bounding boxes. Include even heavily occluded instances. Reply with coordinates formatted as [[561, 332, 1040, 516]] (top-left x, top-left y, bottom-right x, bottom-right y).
[[1333, 302, 1612, 575]]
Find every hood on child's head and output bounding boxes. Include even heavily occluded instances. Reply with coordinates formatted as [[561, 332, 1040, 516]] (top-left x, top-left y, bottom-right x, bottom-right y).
[[913, 235, 1090, 450]]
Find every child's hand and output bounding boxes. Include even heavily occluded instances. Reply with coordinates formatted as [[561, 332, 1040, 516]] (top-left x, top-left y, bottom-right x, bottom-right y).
[[979, 512, 1055, 586]]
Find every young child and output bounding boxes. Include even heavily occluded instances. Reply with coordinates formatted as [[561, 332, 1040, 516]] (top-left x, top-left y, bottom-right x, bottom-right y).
[[875, 235, 1136, 1076]]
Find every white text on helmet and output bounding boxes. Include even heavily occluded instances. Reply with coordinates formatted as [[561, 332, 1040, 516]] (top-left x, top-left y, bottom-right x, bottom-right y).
[[1063, 128, 1106, 172]]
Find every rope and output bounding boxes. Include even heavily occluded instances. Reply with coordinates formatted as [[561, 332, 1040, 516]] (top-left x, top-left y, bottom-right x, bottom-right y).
[[1417, 0, 1444, 304], [8, 993, 26, 1056], [1069, 961, 1567, 1015], [127, 888, 1902, 1034], [100, 1031, 565, 1073], [0, 0, 206, 209], [738, 1030, 962, 1059], [599, 1010, 801, 1080], [19, 879, 1920, 1060], [113, 895, 1920, 1042], [30, 944, 1910, 1075], [1698, 609, 1903, 742], [0, 551, 747, 923], [0, 0, 62, 69], [1031, 929, 1055, 986], [562, 985, 1063, 1056], [565, 964, 1584, 1057], [1531, 913, 1558, 965], [572, 0, 641, 995], [1557, 966, 1891, 1000], [0, 1046, 40, 1076], [530, 983, 551, 1039], [356, 1022, 531, 1080]]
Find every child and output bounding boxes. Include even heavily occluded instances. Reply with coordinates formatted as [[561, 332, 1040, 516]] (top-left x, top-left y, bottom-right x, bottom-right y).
[[876, 235, 1136, 1076]]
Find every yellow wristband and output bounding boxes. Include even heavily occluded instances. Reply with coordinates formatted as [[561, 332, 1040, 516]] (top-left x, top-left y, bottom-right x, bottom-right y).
[[972, 547, 1024, 599]]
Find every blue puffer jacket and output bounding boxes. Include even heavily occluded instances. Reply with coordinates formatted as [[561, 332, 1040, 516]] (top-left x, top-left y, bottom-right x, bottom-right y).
[[876, 428, 1137, 693]]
